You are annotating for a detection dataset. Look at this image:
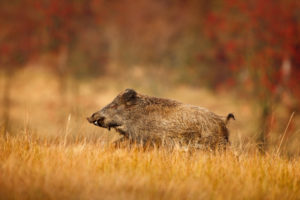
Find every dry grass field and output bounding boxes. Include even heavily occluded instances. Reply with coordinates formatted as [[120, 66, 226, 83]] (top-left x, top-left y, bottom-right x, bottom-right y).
[[0, 67, 300, 200], [1, 135, 300, 200]]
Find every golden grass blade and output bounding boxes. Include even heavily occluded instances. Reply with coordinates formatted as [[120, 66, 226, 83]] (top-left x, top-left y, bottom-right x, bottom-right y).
[[64, 114, 72, 146], [276, 112, 295, 155]]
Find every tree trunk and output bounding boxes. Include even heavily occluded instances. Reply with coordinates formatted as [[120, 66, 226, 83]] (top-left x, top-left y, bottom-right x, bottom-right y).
[[257, 101, 272, 153], [57, 45, 68, 106], [2, 68, 13, 137], [55, 45, 72, 127]]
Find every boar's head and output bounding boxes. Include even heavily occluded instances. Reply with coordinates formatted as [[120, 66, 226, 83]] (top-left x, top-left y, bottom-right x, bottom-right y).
[[87, 89, 140, 135]]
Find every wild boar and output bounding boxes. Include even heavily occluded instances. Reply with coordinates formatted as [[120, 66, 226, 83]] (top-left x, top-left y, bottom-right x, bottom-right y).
[[87, 89, 235, 150]]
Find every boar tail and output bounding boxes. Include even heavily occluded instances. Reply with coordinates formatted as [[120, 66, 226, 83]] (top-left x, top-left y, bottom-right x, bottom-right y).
[[225, 113, 235, 125]]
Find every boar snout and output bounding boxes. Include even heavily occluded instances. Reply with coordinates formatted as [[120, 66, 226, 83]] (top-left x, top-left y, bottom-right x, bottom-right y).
[[87, 112, 122, 131], [87, 113, 105, 127]]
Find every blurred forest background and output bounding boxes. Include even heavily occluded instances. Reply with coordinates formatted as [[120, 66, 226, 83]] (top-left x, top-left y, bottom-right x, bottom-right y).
[[0, 0, 300, 153]]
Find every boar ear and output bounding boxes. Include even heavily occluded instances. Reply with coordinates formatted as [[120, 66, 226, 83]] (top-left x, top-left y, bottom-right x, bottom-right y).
[[122, 89, 137, 102]]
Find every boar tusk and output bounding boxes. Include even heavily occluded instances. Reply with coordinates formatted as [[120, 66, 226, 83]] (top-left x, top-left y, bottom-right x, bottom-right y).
[[94, 121, 98, 126]]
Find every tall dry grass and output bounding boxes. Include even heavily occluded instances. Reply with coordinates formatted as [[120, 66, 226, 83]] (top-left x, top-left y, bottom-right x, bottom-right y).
[[0, 135, 300, 200], [0, 67, 300, 199]]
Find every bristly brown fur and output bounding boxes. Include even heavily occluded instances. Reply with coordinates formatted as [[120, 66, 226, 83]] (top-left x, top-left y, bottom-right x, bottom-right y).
[[88, 89, 234, 150]]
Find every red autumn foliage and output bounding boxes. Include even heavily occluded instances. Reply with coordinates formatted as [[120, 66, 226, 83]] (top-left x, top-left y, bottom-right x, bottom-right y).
[[0, 0, 41, 68], [0, 0, 299, 105], [34, 0, 93, 51], [204, 0, 300, 104]]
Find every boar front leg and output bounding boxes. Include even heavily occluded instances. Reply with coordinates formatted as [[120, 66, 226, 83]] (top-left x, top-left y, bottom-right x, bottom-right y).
[[113, 136, 131, 148]]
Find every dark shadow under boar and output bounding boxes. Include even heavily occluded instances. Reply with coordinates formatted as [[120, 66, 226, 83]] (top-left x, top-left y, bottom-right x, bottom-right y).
[[87, 89, 235, 150]]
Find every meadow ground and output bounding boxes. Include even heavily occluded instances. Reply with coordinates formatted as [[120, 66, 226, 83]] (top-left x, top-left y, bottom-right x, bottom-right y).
[[0, 67, 300, 200], [0, 135, 300, 200]]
